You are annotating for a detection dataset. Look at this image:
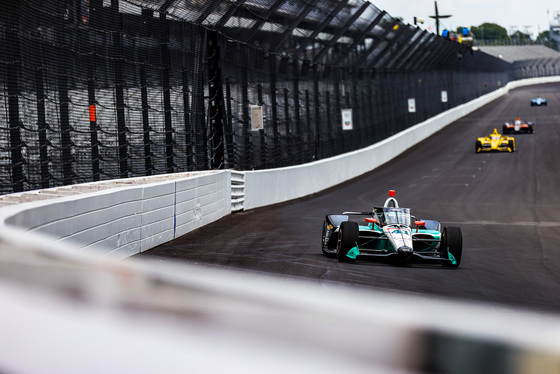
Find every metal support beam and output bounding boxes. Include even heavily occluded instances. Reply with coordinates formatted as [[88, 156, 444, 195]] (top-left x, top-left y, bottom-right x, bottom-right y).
[[195, 0, 224, 25], [215, 0, 248, 31], [382, 27, 420, 70], [395, 30, 430, 71], [271, 0, 322, 54], [292, 0, 350, 59], [354, 20, 399, 67], [159, 0, 178, 13], [365, 24, 409, 70], [242, 0, 286, 44], [312, 2, 370, 64], [6, 0, 24, 192], [160, 12, 175, 173], [331, 10, 386, 66]]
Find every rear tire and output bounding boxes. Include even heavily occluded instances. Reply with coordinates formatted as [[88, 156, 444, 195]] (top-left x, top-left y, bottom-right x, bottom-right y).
[[441, 226, 462, 268], [321, 220, 337, 258], [337, 221, 359, 262]]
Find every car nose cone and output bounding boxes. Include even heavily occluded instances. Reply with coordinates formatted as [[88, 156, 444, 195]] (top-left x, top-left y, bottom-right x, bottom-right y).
[[397, 246, 413, 254]]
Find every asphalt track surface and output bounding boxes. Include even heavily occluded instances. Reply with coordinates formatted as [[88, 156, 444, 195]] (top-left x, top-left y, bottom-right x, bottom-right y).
[[137, 83, 560, 315]]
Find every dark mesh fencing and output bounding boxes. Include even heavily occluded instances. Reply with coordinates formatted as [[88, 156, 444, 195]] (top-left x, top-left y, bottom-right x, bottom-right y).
[[512, 57, 560, 79], [0, 0, 519, 194]]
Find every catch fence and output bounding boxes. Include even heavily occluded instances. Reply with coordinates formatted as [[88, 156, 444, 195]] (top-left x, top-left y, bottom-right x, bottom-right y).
[[1, 0, 520, 194]]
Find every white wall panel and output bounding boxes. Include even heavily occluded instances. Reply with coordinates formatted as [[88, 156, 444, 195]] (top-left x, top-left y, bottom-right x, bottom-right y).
[[0, 171, 231, 258]]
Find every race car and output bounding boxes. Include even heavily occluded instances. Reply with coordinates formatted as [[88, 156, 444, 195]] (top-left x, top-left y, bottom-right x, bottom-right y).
[[502, 117, 534, 134], [475, 128, 515, 153], [531, 97, 547, 106], [321, 190, 462, 267]]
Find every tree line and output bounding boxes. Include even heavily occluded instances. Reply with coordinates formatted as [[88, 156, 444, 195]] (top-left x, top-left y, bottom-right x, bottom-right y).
[[456, 23, 558, 50]]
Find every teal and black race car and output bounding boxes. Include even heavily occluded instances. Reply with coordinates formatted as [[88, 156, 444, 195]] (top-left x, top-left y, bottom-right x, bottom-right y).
[[321, 190, 462, 268]]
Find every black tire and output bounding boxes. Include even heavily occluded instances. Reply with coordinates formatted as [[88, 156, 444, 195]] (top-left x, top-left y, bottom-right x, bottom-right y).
[[508, 139, 515, 152], [441, 226, 462, 268], [502, 125, 508, 134], [475, 140, 482, 153], [337, 221, 359, 262], [321, 220, 337, 258]]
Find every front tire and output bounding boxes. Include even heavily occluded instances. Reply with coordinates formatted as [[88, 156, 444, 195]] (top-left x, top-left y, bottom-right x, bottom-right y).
[[441, 226, 462, 268], [475, 140, 482, 153], [337, 221, 359, 262]]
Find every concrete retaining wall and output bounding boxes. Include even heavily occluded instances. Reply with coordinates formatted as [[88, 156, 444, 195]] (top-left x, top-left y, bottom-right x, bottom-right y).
[[0, 171, 231, 259]]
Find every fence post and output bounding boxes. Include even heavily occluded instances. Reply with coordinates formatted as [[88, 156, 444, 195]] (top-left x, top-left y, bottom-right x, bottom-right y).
[[192, 28, 209, 170], [241, 48, 251, 170], [34, 43, 50, 188], [292, 60, 301, 164], [56, 2, 74, 185], [313, 64, 322, 160], [140, 65, 153, 175], [325, 90, 333, 158], [268, 55, 280, 168], [5, 0, 24, 192], [283, 88, 292, 165], [257, 83, 266, 168], [111, 0, 129, 178], [160, 12, 174, 173], [366, 73, 376, 143], [304, 88, 311, 161], [87, 60, 101, 181], [334, 69, 343, 153], [224, 79, 235, 168], [207, 30, 225, 169]]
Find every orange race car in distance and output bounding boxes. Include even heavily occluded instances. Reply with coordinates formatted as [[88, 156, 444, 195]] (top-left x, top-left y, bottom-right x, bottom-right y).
[[502, 116, 534, 134], [475, 128, 515, 153]]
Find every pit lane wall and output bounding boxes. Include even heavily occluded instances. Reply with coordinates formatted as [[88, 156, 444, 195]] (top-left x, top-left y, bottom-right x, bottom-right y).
[[0, 171, 231, 259]]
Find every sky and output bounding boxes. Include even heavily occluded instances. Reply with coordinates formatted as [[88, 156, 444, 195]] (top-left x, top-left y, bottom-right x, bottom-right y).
[[371, 0, 560, 38]]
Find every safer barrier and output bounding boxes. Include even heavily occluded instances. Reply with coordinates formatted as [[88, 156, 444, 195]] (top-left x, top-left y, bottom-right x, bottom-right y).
[[0, 171, 230, 258]]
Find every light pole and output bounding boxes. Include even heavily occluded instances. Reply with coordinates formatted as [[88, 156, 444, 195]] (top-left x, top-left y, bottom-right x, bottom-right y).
[[428, 1, 451, 35]]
